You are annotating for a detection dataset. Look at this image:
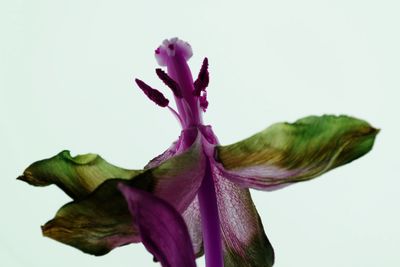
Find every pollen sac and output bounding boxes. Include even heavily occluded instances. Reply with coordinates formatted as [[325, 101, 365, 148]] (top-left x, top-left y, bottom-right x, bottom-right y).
[[155, 68, 183, 98], [155, 38, 193, 66], [193, 58, 209, 96], [199, 92, 209, 112], [135, 79, 169, 107]]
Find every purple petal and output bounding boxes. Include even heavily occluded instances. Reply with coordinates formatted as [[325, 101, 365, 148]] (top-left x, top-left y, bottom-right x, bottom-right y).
[[213, 166, 275, 266], [148, 128, 205, 213], [144, 138, 182, 169], [118, 184, 196, 267], [182, 197, 204, 258], [145, 127, 198, 169]]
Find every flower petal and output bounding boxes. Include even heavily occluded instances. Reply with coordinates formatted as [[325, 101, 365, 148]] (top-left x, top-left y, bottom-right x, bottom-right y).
[[39, 132, 205, 255], [214, 167, 274, 266], [149, 131, 205, 213], [182, 197, 204, 258], [118, 184, 197, 267], [216, 115, 378, 190], [41, 178, 141, 256], [18, 150, 141, 199], [144, 127, 198, 169]]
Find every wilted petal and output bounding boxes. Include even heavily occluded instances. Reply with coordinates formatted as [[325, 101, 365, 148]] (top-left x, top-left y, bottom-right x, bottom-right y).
[[182, 197, 204, 258], [42, 178, 141, 256], [18, 151, 141, 199], [145, 127, 198, 169], [39, 133, 205, 255], [216, 115, 378, 190], [149, 131, 205, 212], [118, 184, 196, 267], [214, 167, 274, 267], [145, 139, 181, 169]]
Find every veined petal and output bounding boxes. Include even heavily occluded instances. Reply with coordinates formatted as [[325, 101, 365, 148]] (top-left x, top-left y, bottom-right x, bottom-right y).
[[149, 130, 205, 213], [18, 151, 141, 200], [216, 115, 378, 190], [36, 131, 205, 255], [214, 168, 274, 267], [118, 184, 196, 267], [41, 178, 141, 256], [182, 197, 204, 258], [145, 127, 198, 169]]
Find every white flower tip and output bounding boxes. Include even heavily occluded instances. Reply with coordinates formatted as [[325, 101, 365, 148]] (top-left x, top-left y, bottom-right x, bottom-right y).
[[155, 37, 193, 66]]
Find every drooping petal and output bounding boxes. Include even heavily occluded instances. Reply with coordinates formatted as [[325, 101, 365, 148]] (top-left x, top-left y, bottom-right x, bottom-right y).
[[18, 151, 141, 200], [216, 115, 378, 190], [41, 178, 141, 256], [214, 167, 274, 267], [36, 131, 205, 255], [118, 184, 197, 267], [182, 197, 204, 258]]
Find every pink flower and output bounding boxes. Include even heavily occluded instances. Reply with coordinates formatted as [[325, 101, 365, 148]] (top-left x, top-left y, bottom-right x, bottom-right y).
[[19, 38, 378, 267]]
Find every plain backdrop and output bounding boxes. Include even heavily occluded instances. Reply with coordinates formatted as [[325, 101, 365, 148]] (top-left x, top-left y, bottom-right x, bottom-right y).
[[1, 0, 399, 266]]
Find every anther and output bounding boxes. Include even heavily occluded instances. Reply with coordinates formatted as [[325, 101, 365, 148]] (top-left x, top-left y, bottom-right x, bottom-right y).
[[135, 78, 169, 107], [199, 92, 209, 112], [155, 69, 183, 98], [193, 57, 209, 96]]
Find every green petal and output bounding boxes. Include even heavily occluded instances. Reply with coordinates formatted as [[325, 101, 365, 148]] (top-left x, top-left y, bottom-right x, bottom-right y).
[[18, 150, 142, 199], [42, 178, 142, 256], [39, 135, 205, 255], [216, 115, 378, 189]]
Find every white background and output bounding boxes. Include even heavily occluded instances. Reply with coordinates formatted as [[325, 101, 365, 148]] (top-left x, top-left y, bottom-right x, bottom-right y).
[[1, 0, 399, 266]]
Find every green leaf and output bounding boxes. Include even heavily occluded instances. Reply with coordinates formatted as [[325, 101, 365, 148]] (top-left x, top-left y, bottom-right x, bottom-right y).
[[18, 150, 142, 200], [216, 115, 379, 189]]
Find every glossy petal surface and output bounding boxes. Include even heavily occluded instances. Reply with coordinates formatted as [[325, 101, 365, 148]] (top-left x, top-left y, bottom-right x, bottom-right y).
[[216, 115, 378, 190], [119, 184, 196, 267]]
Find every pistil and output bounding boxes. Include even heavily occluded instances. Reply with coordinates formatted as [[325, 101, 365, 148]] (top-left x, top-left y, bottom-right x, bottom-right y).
[[155, 38, 223, 267], [198, 159, 224, 267], [168, 54, 203, 127]]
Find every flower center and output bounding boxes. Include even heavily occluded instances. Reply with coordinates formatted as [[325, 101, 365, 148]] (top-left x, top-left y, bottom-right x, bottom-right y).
[[155, 38, 209, 129], [135, 38, 210, 130]]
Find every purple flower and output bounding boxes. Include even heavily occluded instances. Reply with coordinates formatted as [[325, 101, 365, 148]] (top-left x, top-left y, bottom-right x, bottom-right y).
[[19, 38, 378, 267]]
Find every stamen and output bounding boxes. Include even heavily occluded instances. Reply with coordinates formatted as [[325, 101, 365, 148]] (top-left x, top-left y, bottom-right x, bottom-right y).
[[193, 57, 209, 96], [167, 106, 184, 128], [135, 78, 169, 107], [199, 92, 209, 112], [155, 68, 183, 98]]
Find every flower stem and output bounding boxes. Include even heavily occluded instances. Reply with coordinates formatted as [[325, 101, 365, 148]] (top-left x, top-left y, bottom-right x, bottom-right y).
[[198, 159, 223, 267]]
